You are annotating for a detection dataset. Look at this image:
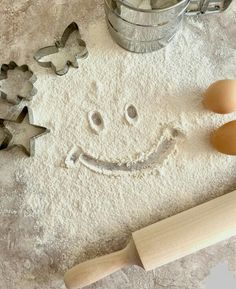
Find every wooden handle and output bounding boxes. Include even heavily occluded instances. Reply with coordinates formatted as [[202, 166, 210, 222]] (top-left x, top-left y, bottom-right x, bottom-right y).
[[64, 240, 142, 289]]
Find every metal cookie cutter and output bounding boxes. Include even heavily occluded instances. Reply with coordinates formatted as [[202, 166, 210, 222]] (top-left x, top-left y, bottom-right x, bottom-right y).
[[34, 22, 88, 76], [0, 106, 50, 157], [0, 61, 37, 104]]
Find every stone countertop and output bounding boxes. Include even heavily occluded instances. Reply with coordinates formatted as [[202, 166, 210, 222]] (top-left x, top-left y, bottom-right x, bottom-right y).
[[0, 1, 235, 289]]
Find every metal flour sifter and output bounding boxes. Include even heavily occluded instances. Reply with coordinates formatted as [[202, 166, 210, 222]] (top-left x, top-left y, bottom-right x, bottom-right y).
[[104, 0, 233, 52]]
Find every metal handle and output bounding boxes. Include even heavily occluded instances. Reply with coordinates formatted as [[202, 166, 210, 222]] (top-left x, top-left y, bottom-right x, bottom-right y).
[[185, 0, 232, 15]]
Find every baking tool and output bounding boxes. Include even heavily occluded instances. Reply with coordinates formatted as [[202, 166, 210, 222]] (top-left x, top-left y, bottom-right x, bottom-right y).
[[203, 79, 236, 114], [105, 0, 233, 52], [64, 190, 236, 289], [0, 106, 50, 156], [0, 61, 37, 104], [211, 120, 236, 155], [34, 22, 88, 76]]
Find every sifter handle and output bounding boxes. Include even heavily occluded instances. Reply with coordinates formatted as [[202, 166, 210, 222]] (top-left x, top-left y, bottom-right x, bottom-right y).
[[185, 0, 232, 15]]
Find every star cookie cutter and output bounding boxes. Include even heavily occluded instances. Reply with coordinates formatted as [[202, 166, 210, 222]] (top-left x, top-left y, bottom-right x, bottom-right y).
[[0, 61, 37, 105], [0, 106, 50, 157], [34, 22, 88, 76]]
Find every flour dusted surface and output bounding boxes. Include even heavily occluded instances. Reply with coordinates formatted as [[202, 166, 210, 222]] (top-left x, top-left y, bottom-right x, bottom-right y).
[[0, 1, 236, 289]]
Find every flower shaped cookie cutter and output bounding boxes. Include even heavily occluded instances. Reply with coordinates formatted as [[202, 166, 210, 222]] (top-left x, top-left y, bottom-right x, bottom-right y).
[[0, 61, 37, 105], [34, 22, 88, 76]]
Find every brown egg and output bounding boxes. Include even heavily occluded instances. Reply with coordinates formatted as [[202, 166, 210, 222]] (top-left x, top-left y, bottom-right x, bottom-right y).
[[211, 120, 236, 155], [203, 79, 236, 114]]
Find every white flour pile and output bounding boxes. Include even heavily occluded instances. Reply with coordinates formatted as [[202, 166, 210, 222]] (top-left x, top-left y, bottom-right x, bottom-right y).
[[0, 1, 236, 289]]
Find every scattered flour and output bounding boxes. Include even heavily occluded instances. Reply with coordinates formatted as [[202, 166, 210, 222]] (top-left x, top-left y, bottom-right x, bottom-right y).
[[0, 1, 236, 289]]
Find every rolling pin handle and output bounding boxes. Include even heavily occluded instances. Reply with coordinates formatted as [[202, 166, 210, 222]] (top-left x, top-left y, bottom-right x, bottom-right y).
[[64, 239, 142, 289]]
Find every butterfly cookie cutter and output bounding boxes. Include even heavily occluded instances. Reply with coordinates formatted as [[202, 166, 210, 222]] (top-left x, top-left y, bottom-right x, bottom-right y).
[[0, 106, 50, 157], [0, 61, 37, 105], [34, 22, 88, 76]]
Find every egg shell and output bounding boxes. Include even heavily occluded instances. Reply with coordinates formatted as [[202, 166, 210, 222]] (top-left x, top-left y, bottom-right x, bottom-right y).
[[211, 120, 236, 155], [203, 79, 236, 114]]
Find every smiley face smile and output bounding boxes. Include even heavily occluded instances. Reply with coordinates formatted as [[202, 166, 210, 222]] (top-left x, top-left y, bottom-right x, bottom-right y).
[[65, 126, 183, 175]]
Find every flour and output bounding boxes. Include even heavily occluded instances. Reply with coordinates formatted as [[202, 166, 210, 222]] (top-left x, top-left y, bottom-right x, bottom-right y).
[[0, 1, 236, 289]]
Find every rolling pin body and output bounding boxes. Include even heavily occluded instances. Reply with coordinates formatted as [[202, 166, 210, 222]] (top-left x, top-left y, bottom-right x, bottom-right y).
[[64, 190, 236, 289]]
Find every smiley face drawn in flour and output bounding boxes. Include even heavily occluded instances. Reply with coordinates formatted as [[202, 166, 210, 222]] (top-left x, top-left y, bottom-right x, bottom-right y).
[[65, 103, 184, 175]]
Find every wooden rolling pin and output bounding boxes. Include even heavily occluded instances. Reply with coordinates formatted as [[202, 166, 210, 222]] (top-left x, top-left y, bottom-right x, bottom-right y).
[[64, 190, 236, 289]]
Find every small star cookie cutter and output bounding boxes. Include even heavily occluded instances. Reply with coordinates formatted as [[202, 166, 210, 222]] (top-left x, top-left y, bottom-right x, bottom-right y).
[[0, 61, 37, 105], [34, 22, 88, 76], [0, 106, 50, 157]]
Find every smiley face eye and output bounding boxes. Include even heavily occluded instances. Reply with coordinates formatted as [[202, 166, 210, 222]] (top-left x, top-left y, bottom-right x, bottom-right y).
[[88, 110, 104, 134], [124, 104, 138, 125]]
